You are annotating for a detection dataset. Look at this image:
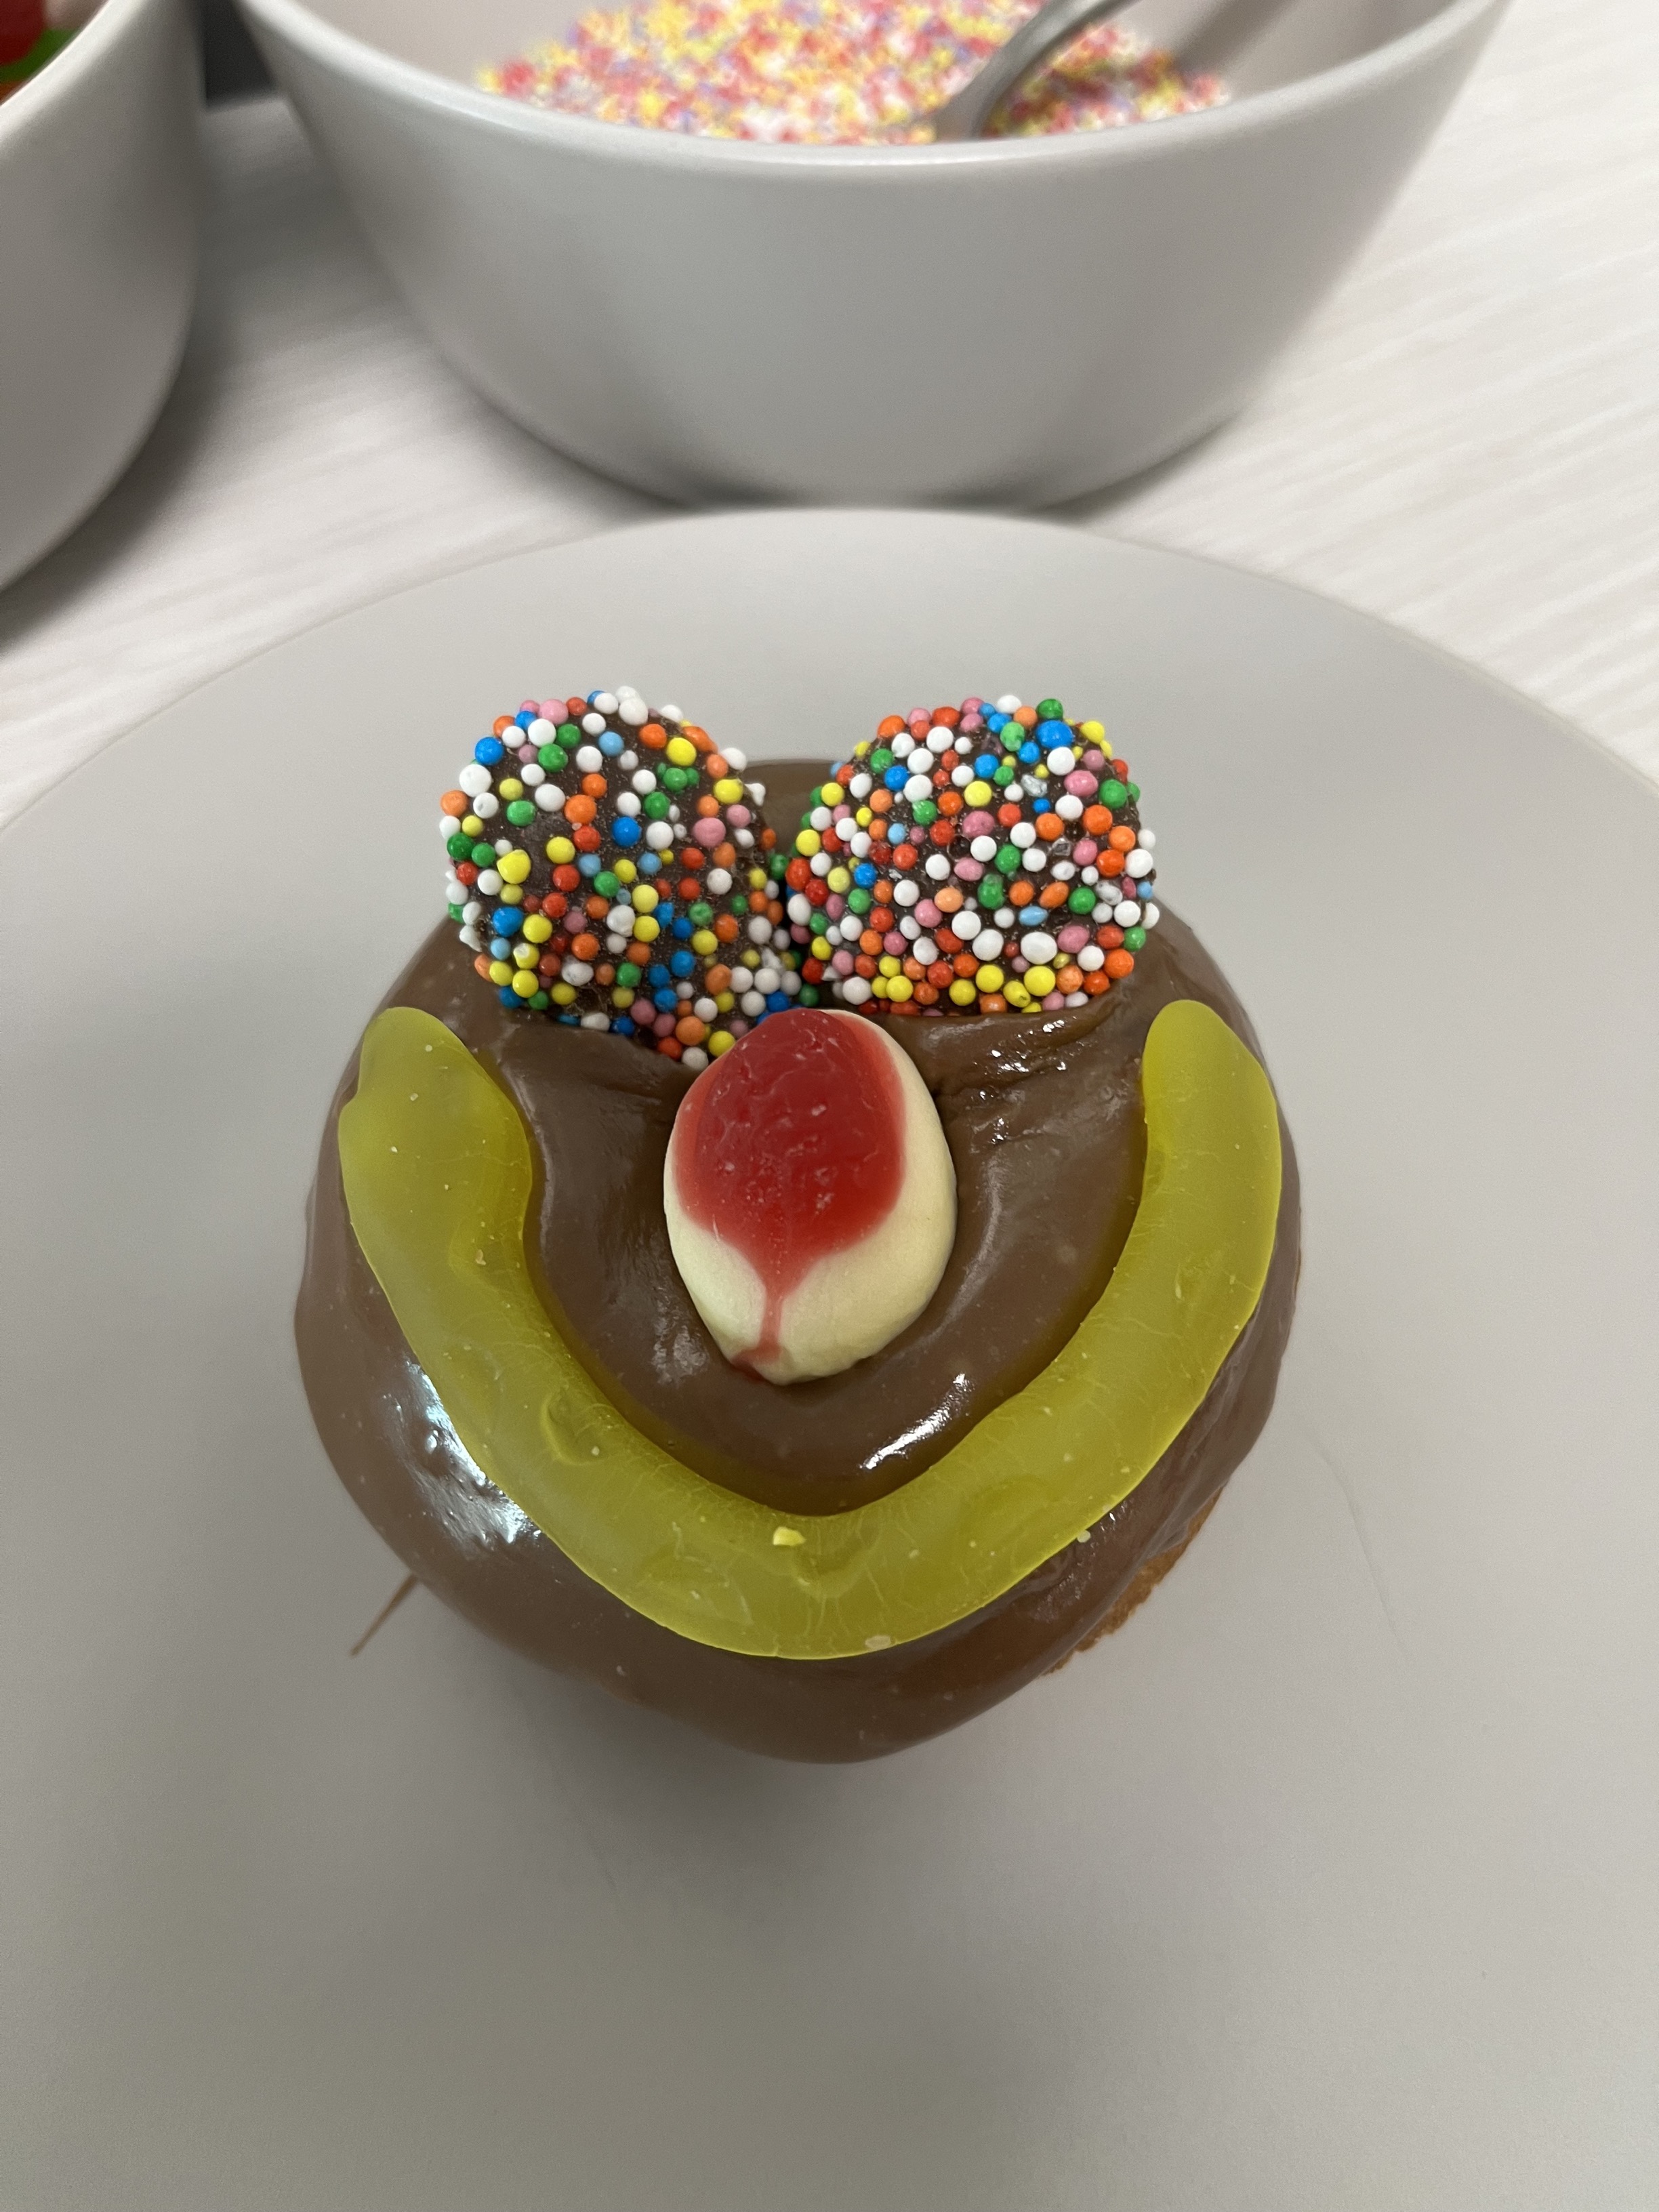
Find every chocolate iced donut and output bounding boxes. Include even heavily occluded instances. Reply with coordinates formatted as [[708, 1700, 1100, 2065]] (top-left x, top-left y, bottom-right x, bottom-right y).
[[298, 757, 1298, 1761]]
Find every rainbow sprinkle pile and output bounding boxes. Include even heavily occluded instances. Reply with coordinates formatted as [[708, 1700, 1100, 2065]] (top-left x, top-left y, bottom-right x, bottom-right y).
[[479, 0, 1225, 143], [783, 694, 1158, 1016], [441, 690, 804, 1072]]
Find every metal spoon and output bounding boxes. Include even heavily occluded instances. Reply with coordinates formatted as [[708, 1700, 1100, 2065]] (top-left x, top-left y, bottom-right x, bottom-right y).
[[930, 0, 1142, 140]]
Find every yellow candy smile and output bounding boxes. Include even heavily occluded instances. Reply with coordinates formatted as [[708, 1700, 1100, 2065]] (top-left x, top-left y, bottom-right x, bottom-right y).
[[340, 999, 1281, 1659]]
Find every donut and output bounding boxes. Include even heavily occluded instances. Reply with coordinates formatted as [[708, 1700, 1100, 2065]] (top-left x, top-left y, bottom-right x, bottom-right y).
[[298, 692, 1299, 1761]]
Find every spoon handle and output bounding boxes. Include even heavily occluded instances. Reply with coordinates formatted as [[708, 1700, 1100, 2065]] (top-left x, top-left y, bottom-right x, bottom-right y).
[[930, 0, 1143, 140]]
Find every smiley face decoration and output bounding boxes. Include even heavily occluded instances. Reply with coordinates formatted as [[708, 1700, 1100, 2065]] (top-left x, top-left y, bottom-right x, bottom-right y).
[[314, 674, 1294, 1748]]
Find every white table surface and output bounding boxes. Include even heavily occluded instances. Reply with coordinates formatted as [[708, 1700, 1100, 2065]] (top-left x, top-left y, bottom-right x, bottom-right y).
[[1, 0, 1655, 827]]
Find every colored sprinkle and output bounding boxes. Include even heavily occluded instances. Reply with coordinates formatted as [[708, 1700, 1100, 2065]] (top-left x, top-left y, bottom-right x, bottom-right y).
[[0, 0, 91, 102], [439, 689, 806, 1073], [780, 693, 1160, 1020], [479, 0, 1225, 144]]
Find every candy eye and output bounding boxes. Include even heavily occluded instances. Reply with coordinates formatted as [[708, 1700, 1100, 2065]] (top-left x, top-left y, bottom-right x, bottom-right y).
[[440, 692, 805, 1062], [783, 696, 1156, 1021]]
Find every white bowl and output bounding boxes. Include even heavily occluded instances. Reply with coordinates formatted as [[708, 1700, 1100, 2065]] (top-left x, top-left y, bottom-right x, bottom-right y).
[[0, 0, 199, 592], [239, 0, 1503, 504]]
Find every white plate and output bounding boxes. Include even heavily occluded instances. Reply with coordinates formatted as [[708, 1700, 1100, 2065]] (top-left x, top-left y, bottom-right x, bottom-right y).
[[3, 512, 1656, 2210]]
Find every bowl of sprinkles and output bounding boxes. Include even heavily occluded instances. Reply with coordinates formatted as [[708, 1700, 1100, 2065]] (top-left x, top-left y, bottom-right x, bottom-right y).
[[238, 0, 1507, 501], [0, 0, 197, 589]]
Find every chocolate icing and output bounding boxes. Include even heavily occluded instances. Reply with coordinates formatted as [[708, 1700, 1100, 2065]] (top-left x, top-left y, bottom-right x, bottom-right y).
[[297, 760, 1299, 1760]]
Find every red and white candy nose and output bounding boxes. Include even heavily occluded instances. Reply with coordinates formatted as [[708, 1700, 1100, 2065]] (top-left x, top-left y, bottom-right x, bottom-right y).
[[663, 1008, 957, 1385]]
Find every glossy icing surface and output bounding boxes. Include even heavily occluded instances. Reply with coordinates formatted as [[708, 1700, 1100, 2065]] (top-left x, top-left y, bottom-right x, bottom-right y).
[[339, 999, 1279, 1658]]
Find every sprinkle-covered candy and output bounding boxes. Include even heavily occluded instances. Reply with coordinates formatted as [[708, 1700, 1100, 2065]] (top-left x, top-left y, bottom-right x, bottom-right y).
[[439, 690, 804, 1071], [778, 693, 1160, 1018]]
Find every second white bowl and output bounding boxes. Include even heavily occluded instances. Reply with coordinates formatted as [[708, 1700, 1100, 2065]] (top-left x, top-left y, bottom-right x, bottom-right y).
[[0, 0, 199, 591]]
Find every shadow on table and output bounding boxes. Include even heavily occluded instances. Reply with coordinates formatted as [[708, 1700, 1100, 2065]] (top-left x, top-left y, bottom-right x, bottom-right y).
[[203, 0, 272, 103], [0, 283, 237, 659]]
